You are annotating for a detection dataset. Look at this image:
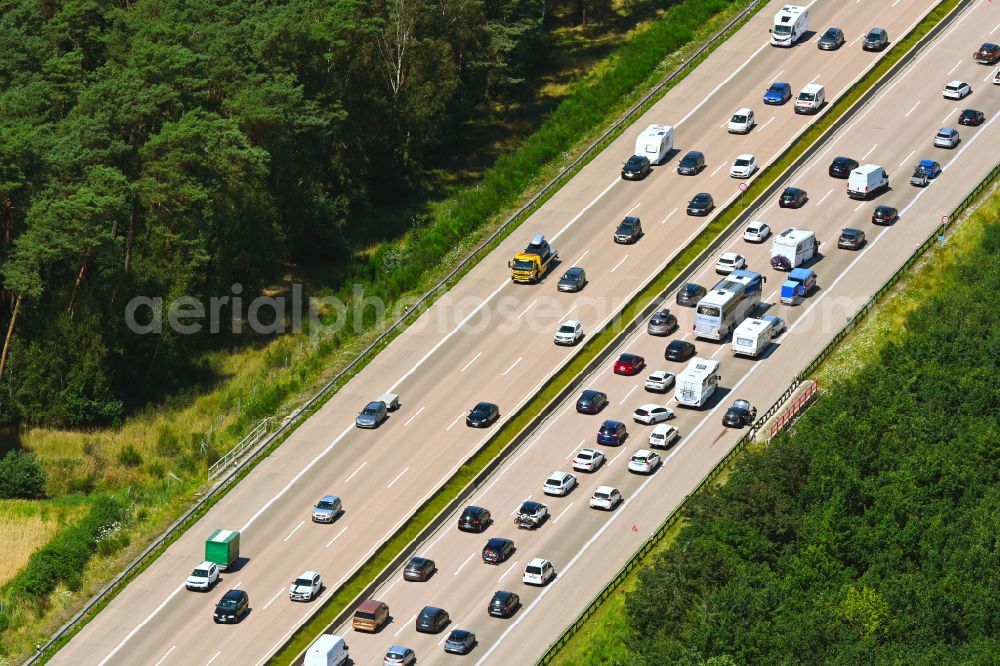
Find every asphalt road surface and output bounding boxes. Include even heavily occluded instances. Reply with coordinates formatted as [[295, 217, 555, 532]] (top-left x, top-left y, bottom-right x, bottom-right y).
[[49, 1, 957, 664]]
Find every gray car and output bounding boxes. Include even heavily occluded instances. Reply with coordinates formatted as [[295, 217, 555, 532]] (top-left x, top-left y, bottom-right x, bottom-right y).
[[558, 266, 587, 292], [647, 309, 677, 336], [817, 27, 844, 50], [355, 400, 388, 428], [312, 495, 342, 523]]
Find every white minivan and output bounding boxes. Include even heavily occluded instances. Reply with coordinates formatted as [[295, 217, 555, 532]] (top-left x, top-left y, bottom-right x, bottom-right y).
[[794, 83, 825, 114]]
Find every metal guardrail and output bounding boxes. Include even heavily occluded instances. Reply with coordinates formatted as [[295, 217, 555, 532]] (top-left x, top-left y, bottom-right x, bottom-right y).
[[23, 3, 770, 664], [208, 418, 270, 480]]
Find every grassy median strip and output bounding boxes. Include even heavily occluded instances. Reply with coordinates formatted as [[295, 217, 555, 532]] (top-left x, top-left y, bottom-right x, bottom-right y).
[[273, 1, 964, 661]]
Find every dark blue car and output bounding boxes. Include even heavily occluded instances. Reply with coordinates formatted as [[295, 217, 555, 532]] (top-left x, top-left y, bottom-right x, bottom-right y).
[[597, 420, 627, 446], [764, 82, 792, 105]]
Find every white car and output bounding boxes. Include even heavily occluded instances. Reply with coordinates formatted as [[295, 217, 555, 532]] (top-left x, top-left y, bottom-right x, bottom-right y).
[[589, 486, 623, 510], [727, 107, 755, 134], [289, 570, 323, 601], [523, 558, 556, 585], [994, 68, 1000, 85], [627, 449, 662, 474], [633, 404, 674, 424], [743, 221, 771, 243], [762, 314, 786, 336], [649, 424, 680, 449], [942, 80, 971, 99], [644, 370, 675, 393], [543, 470, 577, 496], [185, 561, 220, 591], [572, 448, 605, 472], [933, 127, 959, 149], [729, 154, 758, 178], [554, 319, 584, 346], [716, 252, 746, 274]]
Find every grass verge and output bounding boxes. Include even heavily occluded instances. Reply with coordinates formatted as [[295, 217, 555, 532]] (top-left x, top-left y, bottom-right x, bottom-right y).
[[273, 1, 965, 661]]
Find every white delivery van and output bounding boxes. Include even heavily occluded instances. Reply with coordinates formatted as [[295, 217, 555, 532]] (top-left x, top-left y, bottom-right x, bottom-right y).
[[794, 84, 825, 114], [847, 164, 889, 200], [731, 317, 776, 358], [770, 5, 809, 47], [769, 228, 818, 271], [304, 634, 349, 666], [674, 358, 721, 408], [634, 124, 674, 165]]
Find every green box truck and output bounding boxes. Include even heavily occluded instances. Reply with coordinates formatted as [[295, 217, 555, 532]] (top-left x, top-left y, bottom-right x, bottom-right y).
[[205, 529, 240, 570]]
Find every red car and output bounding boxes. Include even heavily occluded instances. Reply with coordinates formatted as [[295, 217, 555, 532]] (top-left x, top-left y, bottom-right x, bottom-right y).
[[958, 109, 985, 126], [613, 353, 645, 375]]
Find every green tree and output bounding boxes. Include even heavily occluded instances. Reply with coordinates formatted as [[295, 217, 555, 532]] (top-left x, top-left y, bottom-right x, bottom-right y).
[[0, 449, 47, 498]]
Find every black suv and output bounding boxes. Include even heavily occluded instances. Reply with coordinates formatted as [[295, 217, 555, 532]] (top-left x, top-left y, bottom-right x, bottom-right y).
[[482, 537, 516, 564], [676, 282, 706, 307], [862, 28, 888, 51], [677, 150, 706, 175], [576, 390, 608, 414], [614, 216, 643, 244], [466, 402, 500, 427], [214, 589, 249, 624], [621, 154, 651, 180], [458, 505, 492, 532], [871, 205, 898, 226], [416, 606, 450, 633], [828, 156, 859, 178], [488, 590, 521, 618], [665, 339, 696, 362], [779, 187, 807, 209]]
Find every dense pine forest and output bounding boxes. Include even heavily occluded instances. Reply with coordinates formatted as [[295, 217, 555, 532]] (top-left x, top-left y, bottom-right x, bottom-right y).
[[0, 0, 576, 426], [619, 220, 1000, 664]]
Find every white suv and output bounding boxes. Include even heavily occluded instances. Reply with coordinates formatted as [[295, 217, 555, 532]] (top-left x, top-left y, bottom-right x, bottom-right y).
[[523, 558, 556, 585], [185, 561, 219, 591], [727, 107, 755, 133], [553, 320, 584, 346]]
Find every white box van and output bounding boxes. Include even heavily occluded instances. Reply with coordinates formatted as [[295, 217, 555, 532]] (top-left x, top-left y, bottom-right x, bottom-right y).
[[847, 164, 889, 200], [771, 5, 809, 47], [731, 317, 776, 358], [304, 634, 349, 666], [794, 84, 825, 114], [634, 124, 674, 165]]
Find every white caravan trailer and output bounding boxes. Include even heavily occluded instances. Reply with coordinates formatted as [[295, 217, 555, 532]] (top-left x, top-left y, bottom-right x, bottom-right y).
[[769, 227, 817, 271], [634, 124, 674, 165], [674, 357, 721, 408], [771, 5, 809, 47], [731, 317, 776, 358]]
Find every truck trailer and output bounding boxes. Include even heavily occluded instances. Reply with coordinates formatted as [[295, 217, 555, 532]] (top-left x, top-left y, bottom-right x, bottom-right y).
[[205, 529, 240, 570]]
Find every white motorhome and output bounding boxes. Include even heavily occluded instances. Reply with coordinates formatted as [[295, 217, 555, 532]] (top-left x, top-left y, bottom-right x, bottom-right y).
[[731, 317, 776, 357], [634, 124, 674, 165], [771, 5, 809, 46], [674, 357, 721, 408], [304, 634, 349, 666], [769, 227, 817, 271], [847, 164, 890, 200]]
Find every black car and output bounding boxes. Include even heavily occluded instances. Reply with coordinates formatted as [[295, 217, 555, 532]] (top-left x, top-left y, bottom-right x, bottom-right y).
[[614, 216, 643, 244], [723, 399, 756, 428], [416, 606, 450, 633], [838, 228, 866, 250], [444, 629, 477, 655], [665, 339, 696, 362], [862, 28, 888, 51], [779, 187, 807, 209], [403, 556, 437, 582], [647, 309, 678, 336], [482, 537, 516, 564], [458, 505, 492, 532], [558, 266, 587, 292], [817, 27, 845, 50], [958, 109, 985, 126], [676, 282, 706, 307], [828, 156, 859, 179], [871, 205, 898, 226], [686, 192, 714, 216], [576, 389, 608, 414], [214, 589, 249, 624], [677, 150, 705, 175], [488, 590, 520, 618], [596, 420, 628, 446], [621, 154, 651, 180], [467, 402, 500, 427]]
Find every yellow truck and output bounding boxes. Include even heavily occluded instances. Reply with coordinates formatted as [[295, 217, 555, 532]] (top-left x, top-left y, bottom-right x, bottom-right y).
[[509, 234, 558, 284]]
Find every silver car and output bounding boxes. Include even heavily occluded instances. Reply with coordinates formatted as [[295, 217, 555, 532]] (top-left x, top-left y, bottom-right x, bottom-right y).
[[355, 400, 388, 428], [558, 266, 587, 292], [312, 495, 342, 523], [933, 127, 959, 149], [647, 309, 677, 336]]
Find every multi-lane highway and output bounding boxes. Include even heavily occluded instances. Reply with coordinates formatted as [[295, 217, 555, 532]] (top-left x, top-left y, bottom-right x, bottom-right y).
[[331, 2, 1000, 663], [49, 1, 957, 664]]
